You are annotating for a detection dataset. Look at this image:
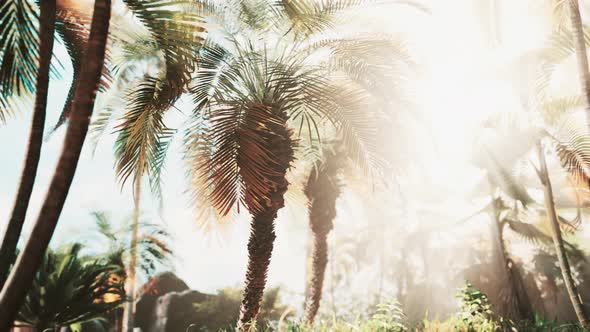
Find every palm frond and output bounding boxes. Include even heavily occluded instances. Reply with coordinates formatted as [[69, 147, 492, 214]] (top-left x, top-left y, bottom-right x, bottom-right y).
[[483, 147, 536, 206], [305, 36, 415, 103], [524, 26, 590, 106], [328, 84, 385, 178], [506, 219, 554, 249], [539, 96, 584, 124], [91, 211, 116, 242], [109, 1, 207, 198], [553, 114, 590, 190], [0, 0, 38, 121], [17, 244, 126, 328], [52, 7, 113, 130], [0, 0, 38, 95], [187, 101, 293, 216], [272, 0, 365, 38], [122, 0, 206, 96], [114, 77, 176, 193]]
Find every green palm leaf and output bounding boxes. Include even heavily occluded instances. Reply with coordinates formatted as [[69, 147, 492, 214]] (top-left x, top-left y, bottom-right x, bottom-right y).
[[17, 244, 126, 329]]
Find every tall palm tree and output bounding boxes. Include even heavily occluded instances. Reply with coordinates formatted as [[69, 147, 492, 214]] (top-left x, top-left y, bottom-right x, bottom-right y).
[[536, 140, 589, 327], [0, 0, 57, 290], [89, 3, 206, 329], [303, 146, 343, 324], [0, 0, 112, 329]]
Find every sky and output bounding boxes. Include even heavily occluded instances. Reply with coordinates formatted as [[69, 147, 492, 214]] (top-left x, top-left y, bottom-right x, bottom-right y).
[[0, 0, 578, 309]]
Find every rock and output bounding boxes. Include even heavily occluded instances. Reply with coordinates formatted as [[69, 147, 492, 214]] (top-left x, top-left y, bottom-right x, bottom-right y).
[[135, 272, 213, 332]]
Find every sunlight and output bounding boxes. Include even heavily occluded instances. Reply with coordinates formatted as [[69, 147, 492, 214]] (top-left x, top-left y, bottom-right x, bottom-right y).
[[4, 0, 590, 330]]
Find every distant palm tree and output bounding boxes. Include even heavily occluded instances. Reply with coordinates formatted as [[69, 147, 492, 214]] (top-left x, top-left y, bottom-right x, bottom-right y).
[[0, 0, 57, 291], [0, 0, 112, 329], [303, 146, 343, 324]]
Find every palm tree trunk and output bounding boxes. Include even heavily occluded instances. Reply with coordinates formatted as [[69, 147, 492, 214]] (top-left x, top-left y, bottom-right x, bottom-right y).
[[302, 147, 342, 325], [0, 1, 111, 330], [236, 211, 277, 332], [304, 231, 329, 325], [122, 180, 141, 332], [0, 0, 57, 291], [303, 159, 339, 325], [537, 142, 589, 327], [236, 110, 293, 332], [568, 0, 590, 131]]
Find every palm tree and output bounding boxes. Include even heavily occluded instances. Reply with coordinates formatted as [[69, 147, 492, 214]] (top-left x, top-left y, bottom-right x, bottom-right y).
[[466, 116, 590, 321], [303, 146, 343, 324], [187, 51, 298, 330], [188, 47, 403, 332], [188, 39, 408, 331], [0, 0, 57, 291], [536, 140, 589, 327], [88, 3, 206, 329], [0, 0, 112, 329]]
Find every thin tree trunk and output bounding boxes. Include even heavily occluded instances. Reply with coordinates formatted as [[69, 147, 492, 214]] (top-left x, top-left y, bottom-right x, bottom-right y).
[[0, 0, 56, 291], [568, 0, 590, 131], [122, 180, 141, 332], [236, 212, 277, 332], [0, 1, 111, 330], [537, 142, 589, 327]]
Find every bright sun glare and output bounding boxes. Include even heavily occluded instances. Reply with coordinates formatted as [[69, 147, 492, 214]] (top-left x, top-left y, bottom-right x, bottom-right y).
[[5, 0, 590, 330]]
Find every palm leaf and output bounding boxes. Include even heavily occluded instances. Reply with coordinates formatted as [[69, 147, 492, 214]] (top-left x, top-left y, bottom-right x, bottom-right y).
[[0, 0, 38, 121], [51, 7, 113, 130], [187, 102, 293, 216], [553, 114, 590, 190], [114, 77, 176, 191], [122, 0, 205, 96], [17, 244, 126, 328], [0, 0, 38, 95], [506, 219, 554, 249]]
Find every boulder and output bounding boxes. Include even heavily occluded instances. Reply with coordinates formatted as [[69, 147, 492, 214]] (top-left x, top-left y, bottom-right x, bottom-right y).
[[135, 272, 213, 332]]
